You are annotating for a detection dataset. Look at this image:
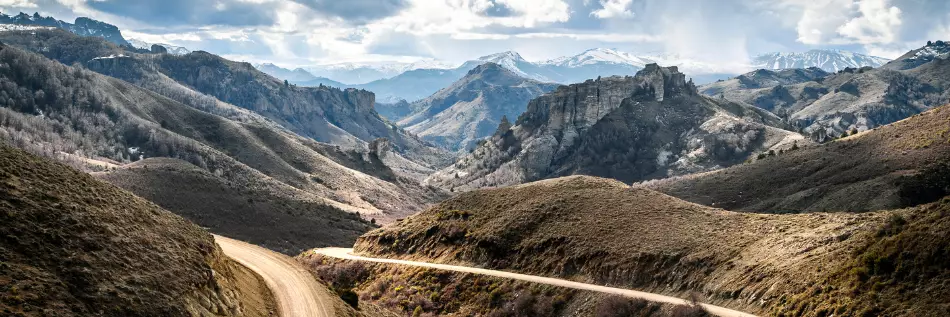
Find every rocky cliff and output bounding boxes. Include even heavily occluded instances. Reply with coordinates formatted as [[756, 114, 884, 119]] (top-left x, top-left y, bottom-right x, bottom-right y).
[[427, 64, 805, 191]]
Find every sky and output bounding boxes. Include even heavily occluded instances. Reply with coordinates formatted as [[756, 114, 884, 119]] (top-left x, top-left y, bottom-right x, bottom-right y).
[[1, 0, 949, 68]]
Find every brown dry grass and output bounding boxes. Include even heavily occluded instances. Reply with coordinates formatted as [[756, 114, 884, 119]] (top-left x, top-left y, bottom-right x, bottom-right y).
[[94, 157, 374, 254], [297, 253, 709, 317], [649, 104, 950, 213], [354, 175, 949, 315], [0, 142, 273, 316]]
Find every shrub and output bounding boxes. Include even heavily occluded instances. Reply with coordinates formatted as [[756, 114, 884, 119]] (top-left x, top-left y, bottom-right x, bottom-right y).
[[671, 304, 710, 317], [594, 296, 656, 317], [339, 288, 359, 309]]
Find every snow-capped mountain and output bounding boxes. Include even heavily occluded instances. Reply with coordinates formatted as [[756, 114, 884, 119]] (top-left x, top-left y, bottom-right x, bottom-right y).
[[459, 51, 550, 81], [542, 48, 654, 68], [752, 49, 890, 73], [128, 39, 191, 55]]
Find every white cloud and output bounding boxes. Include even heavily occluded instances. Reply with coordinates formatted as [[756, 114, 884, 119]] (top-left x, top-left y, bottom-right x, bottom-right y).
[[836, 0, 902, 44], [0, 0, 36, 7], [789, 0, 855, 45], [786, 0, 902, 45], [590, 0, 633, 19]]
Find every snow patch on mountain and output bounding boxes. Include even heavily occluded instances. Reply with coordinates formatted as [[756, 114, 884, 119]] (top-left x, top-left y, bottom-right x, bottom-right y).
[[752, 49, 890, 73], [0, 24, 53, 31], [542, 48, 652, 67], [128, 39, 191, 55], [910, 41, 950, 61]]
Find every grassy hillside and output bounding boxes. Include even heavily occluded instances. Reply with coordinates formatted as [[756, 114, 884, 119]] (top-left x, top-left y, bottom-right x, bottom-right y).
[[94, 158, 372, 254], [0, 28, 453, 169], [648, 104, 950, 213], [0, 142, 275, 316], [354, 176, 950, 316], [298, 253, 709, 317], [0, 30, 447, 219], [0, 40, 436, 241]]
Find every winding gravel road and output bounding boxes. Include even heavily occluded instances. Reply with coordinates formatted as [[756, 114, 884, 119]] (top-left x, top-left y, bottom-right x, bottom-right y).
[[314, 247, 758, 317], [215, 235, 335, 317]]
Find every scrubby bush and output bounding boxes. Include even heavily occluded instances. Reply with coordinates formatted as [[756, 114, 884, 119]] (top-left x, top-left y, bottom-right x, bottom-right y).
[[339, 288, 359, 309], [594, 296, 657, 317]]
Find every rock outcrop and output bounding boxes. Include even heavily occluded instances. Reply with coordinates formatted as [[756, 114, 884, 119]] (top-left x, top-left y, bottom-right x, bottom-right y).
[[427, 64, 805, 191]]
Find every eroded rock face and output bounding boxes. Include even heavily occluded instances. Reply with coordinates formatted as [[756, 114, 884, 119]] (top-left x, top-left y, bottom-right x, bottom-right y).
[[427, 64, 804, 191]]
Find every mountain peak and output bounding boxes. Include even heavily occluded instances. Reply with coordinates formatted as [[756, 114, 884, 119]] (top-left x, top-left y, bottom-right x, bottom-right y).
[[478, 51, 525, 62], [468, 61, 506, 73]]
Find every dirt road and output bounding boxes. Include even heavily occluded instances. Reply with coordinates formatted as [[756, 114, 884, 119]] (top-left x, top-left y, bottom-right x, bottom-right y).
[[215, 235, 335, 317], [314, 247, 758, 317]]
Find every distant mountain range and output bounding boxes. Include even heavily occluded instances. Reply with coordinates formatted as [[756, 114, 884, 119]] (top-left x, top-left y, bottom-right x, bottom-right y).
[[305, 59, 456, 85], [253, 63, 346, 88], [701, 41, 949, 137], [752, 49, 890, 72], [258, 48, 890, 103], [0, 11, 130, 46]]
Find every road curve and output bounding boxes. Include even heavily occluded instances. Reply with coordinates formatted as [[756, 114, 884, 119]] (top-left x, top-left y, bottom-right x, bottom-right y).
[[314, 248, 758, 317], [215, 235, 333, 317]]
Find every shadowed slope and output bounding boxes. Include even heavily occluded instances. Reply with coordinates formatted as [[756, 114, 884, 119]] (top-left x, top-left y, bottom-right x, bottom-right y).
[[0, 142, 274, 316]]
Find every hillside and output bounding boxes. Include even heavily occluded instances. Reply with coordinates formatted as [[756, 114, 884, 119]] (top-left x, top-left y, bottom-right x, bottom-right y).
[[427, 64, 805, 191], [0, 12, 130, 46], [648, 104, 950, 213], [0, 28, 452, 169], [355, 175, 950, 316], [705, 43, 948, 137], [0, 30, 448, 219], [699, 68, 829, 102], [0, 142, 275, 316], [93, 158, 372, 254], [0, 42, 444, 253], [399, 63, 560, 151]]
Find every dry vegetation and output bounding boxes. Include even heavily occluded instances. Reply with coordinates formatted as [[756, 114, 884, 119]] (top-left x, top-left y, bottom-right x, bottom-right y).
[[0, 41, 445, 258], [649, 104, 950, 213], [94, 158, 373, 254], [0, 142, 275, 316], [297, 253, 709, 317], [354, 175, 950, 316]]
